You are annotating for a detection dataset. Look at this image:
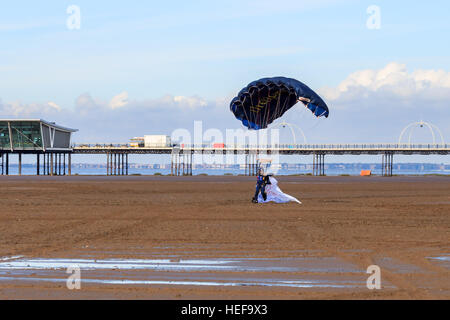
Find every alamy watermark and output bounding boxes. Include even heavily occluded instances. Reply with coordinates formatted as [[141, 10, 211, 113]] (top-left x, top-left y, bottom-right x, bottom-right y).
[[171, 121, 281, 174], [366, 5, 381, 30], [66, 265, 81, 290], [66, 5, 81, 30], [366, 265, 381, 290]]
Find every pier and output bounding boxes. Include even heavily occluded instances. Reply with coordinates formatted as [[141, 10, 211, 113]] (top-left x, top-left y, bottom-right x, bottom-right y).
[[1, 119, 449, 177], [72, 143, 449, 176], [2, 143, 449, 177]]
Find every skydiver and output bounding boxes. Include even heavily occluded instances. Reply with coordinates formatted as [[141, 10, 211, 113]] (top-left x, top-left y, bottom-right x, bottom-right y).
[[252, 168, 271, 203]]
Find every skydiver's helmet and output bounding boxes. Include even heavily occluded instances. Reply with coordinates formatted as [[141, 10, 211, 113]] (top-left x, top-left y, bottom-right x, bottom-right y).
[[258, 167, 264, 176]]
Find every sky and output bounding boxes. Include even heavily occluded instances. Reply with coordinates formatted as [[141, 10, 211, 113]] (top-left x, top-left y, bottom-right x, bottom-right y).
[[1, 0, 449, 163]]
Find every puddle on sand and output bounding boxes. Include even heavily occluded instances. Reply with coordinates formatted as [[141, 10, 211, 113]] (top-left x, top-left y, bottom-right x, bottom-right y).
[[374, 257, 423, 274], [428, 256, 450, 269], [0, 257, 362, 273], [0, 276, 360, 289], [0, 256, 367, 290]]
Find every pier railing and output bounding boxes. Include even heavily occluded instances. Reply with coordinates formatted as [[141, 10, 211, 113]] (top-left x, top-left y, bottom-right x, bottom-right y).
[[72, 143, 449, 150]]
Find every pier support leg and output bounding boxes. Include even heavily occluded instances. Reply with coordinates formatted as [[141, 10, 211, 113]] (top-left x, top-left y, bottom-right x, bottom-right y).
[[118, 154, 121, 175], [18, 153, 22, 176], [63, 154, 66, 175], [118, 154, 121, 176], [312, 153, 316, 176], [110, 153, 112, 176], [126, 154, 128, 175], [190, 152, 193, 176], [113, 153, 116, 175], [119, 154, 122, 176], [122, 154, 125, 176], [116, 153, 118, 176], [312, 153, 325, 176], [117, 154, 120, 175], [183, 153, 186, 176], [317, 154, 320, 176], [382, 153, 394, 177], [391, 153, 394, 176], [6, 153, 9, 175], [320, 154, 325, 176], [245, 154, 247, 176], [323, 154, 325, 176], [174, 153, 176, 176], [68, 153, 72, 176], [37, 154, 40, 176], [107, 153, 110, 175], [315, 154, 319, 176], [50, 154, 53, 176]]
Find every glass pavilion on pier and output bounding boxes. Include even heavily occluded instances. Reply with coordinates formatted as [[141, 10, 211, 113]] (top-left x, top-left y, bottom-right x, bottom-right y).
[[0, 119, 78, 175]]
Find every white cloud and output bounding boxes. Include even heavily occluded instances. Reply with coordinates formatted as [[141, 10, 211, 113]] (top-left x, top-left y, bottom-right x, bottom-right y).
[[0, 100, 63, 117], [321, 62, 450, 103], [47, 101, 61, 111], [109, 91, 129, 109], [173, 95, 207, 109], [72, 92, 209, 112]]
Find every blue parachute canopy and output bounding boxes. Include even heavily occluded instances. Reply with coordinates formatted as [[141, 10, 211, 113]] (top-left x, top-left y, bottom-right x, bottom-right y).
[[230, 77, 329, 130]]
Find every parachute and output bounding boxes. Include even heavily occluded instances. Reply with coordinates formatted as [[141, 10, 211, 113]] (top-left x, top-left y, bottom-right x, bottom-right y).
[[230, 77, 329, 130]]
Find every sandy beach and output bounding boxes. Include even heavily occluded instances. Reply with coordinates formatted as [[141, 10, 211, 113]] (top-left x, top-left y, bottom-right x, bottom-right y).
[[0, 175, 448, 299]]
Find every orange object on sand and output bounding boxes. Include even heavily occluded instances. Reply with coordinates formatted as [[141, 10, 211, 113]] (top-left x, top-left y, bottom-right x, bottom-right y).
[[360, 170, 371, 176]]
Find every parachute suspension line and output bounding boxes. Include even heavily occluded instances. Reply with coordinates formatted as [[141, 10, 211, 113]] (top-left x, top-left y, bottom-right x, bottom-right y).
[[276, 89, 290, 124], [273, 87, 283, 126], [272, 86, 288, 125], [240, 95, 251, 128], [317, 109, 328, 118], [257, 86, 263, 129], [306, 114, 325, 131], [295, 102, 308, 121], [308, 108, 328, 130], [262, 84, 271, 129], [271, 87, 283, 126]]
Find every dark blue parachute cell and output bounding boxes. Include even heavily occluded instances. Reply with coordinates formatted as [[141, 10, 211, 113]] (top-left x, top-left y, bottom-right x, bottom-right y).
[[230, 77, 329, 130]]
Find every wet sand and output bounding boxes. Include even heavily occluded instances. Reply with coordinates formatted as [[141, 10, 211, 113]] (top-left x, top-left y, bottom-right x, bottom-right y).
[[0, 175, 448, 299]]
